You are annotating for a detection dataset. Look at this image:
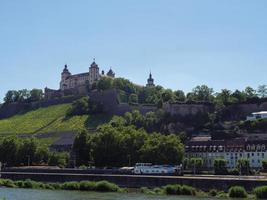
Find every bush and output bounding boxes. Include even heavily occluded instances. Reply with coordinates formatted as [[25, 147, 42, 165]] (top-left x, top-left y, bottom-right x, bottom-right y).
[[95, 181, 120, 192], [61, 181, 80, 190], [228, 186, 247, 198], [228, 168, 239, 175], [209, 189, 217, 197], [164, 184, 182, 195], [79, 181, 96, 191], [181, 185, 196, 196], [254, 186, 267, 199], [164, 184, 196, 196]]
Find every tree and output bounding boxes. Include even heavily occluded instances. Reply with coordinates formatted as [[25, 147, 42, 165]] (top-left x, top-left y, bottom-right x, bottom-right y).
[[161, 89, 175, 102], [30, 89, 43, 102], [67, 97, 89, 116], [34, 146, 49, 164], [189, 158, 203, 174], [129, 93, 138, 104], [174, 90, 186, 101], [73, 131, 92, 166], [3, 90, 16, 104], [17, 138, 38, 165], [244, 87, 257, 99], [262, 160, 267, 171], [258, 85, 267, 98], [237, 159, 250, 175], [214, 159, 228, 175], [231, 90, 247, 103], [97, 77, 113, 91], [48, 152, 69, 168], [140, 134, 184, 165], [190, 85, 214, 102], [0, 137, 20, 166]]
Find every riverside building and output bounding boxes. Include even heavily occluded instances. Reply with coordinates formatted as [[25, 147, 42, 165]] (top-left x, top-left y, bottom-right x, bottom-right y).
[[185, 135, 267, 169]]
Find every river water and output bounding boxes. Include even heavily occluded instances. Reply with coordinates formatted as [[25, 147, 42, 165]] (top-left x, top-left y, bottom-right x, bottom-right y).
[[0, 188, 223, 200]]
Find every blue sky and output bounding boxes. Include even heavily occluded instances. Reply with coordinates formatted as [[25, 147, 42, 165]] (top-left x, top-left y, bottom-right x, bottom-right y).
[[1, 0, 267, 102]]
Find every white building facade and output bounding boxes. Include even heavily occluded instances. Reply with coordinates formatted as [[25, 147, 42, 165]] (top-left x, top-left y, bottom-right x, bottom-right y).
[[185, 137, 267, 169]]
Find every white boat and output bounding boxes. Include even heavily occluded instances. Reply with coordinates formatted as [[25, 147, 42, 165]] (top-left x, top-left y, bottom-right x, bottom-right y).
[[133, 163, 183, 175]]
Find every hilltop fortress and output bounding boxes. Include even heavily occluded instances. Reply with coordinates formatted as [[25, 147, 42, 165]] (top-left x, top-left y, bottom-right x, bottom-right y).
[[44, 60, 155, 100], [45, 60, 116, 99]]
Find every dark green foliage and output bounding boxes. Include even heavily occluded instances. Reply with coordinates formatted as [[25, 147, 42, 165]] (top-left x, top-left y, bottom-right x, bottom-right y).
[[79, 181, 96, 191], [73, 123, 184, 167], [239, 119, 267, 132], [214, 159, 228, 175], [48, 152, 69, 168], [189, 158, 203, 174], [97, 77, 113, 91], [4, 89, 43, 104], [262, 160, 267, 170], [254, 186, 267, 199], [0, 137, 51, 167], [228, 168, 240, 175], [95, 181, 120, 192], [237, 159, 250, 175], [209, 189, 217, 196], [164, 184, 196, 196], [228, 186, 247, 198], [73, 131, 92, 166], [61, 181, 80, 190], [67, 97, 89, 116]]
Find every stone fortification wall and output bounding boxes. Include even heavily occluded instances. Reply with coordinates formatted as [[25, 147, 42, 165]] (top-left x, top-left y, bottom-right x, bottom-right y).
[[163, 102, 214, 117], [222, 102, 267, 120]]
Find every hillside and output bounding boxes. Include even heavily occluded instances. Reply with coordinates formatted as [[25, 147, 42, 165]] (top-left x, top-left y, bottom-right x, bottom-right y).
[[0, 104, 110, 137]]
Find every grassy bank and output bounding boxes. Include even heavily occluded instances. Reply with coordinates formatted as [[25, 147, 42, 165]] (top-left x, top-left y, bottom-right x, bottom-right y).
[[0, 179, 123, 193], [2, 179, 267, 198]]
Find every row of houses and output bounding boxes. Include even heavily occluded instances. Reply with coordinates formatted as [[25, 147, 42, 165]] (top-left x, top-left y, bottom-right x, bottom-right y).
[[185, 135, 267, 169]]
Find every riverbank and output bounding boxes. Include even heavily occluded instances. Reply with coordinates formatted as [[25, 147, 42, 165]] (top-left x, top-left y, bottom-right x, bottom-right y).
[[0, 179, 267, 199]]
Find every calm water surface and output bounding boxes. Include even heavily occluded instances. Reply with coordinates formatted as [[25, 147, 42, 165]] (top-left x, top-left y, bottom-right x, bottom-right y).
[[0, 188, 222, 200]]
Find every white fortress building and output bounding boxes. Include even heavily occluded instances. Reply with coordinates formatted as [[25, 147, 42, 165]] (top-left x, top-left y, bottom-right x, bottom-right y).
[[45, 60, 115, 99]]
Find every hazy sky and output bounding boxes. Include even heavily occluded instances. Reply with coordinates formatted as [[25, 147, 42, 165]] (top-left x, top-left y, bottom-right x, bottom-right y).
[[1, 0, 267, 102]]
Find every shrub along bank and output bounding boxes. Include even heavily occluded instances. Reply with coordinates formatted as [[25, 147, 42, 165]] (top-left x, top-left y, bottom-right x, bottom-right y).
[[3, 178, 267, 198]]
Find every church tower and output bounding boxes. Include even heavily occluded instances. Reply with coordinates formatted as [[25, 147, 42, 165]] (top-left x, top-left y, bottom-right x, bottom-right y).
[[146, 71, 155, 87], [89, 59, 100, 85]]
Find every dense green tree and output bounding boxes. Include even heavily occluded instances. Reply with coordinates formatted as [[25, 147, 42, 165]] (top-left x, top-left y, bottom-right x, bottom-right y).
[[91, 125, 124, 167], [214, 158, 228, 175], [17, 138, 38, 165], [189, 158, 203, 174], [231, 90, 247, 103], [189, 85, 214, 102], [33, 146, 50, 164], [67, 97, 89, 116], [258, 85, 267, 98], [97, 77, 113, 91], [0, 137, 20, 166], [73, 131, 92, 166], [30, 89, 43, 102], [161, 89, 175, 102], [237, 159, 250, 175], [244, 87, 257, 99], [140, 134, 184, 165], [48, 152, 69, 168], [129, 93, 138, 104], [174, 90, 186, 101], [262, 160, 267, 170]]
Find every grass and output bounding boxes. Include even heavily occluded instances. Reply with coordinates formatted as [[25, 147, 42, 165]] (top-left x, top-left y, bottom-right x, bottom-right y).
[[0, 104, 111, 145]]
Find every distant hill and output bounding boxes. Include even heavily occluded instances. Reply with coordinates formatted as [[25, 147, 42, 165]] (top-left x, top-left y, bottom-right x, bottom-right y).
[[0, 103, 111, 141]]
